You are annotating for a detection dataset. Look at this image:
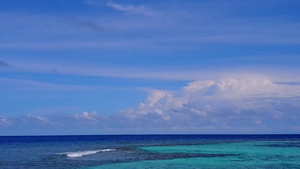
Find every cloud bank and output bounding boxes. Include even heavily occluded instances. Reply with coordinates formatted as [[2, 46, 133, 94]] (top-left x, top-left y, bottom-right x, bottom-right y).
[[2, 77, 300, 134], [115, 77, 300, 133]]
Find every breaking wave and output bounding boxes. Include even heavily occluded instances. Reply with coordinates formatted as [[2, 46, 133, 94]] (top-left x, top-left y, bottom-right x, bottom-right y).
[[59, 149, 116, 158]]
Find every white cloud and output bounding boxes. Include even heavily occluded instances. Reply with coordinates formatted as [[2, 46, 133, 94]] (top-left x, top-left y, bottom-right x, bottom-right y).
[[0, 116, 13, 127], [2, 77, 300, 134], [25, 114, 52, 125], [115, 77, 300, 133], [139, 89, 170, 108], [106, 2, 158, 16], [182, 78, 298, 99], [75, 111, 97, 121]]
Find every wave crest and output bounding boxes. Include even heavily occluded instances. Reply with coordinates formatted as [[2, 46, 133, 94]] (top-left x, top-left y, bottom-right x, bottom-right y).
[[60, 149, 116, 158]]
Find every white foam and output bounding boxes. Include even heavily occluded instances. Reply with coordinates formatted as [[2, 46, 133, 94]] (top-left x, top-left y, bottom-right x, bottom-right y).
[[60, 149, 116, 158]]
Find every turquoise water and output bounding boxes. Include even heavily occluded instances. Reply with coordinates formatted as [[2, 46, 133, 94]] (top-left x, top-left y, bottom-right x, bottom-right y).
[[1, 135, 299, 169], [88, 141, 300, 169]]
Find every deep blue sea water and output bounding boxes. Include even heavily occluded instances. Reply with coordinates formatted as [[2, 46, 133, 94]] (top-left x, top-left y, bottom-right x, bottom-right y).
[[0, 135, 300, 169]]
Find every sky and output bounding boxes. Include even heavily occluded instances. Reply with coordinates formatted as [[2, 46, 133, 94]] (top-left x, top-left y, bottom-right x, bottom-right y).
[[0, 0, 300, 135]]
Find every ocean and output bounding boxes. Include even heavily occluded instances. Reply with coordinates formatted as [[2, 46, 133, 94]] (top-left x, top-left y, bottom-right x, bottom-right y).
[[0, 135, 299, 169]]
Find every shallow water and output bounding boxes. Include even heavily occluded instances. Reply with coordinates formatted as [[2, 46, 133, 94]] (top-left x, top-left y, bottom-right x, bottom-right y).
[[88, 140, 300, 169], [0, 135, 299, 169]]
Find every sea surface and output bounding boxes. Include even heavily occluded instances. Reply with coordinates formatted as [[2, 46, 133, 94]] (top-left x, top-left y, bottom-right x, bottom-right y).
[[0, 135, 300, 169]]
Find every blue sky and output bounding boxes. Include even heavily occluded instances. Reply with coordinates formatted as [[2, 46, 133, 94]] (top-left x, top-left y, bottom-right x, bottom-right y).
[[0, 0, 300, 135]]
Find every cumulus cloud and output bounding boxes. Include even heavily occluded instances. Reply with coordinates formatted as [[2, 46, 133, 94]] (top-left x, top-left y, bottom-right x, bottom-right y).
[[42, 77, 298, 133], [3, 77, 300, 134], [115, 77, 300, 133]]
